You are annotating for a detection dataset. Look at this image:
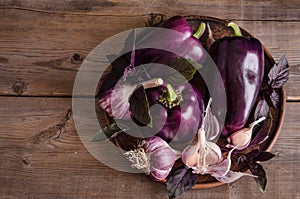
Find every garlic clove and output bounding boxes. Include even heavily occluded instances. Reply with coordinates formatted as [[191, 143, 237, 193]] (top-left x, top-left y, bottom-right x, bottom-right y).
[[226, 117, 266, 150], [210, 146, 236, 178], [181, 145, 200, 167], [181, 129, 203, 168], [205, 141, 222, 166], [226, 128, 252, 150]]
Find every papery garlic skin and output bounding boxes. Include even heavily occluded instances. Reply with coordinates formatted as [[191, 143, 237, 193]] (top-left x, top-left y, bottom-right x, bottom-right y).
[[226, 117, 266, 150], [99, 78, 163, 120], [99, 83, 136, 120], [124, 136, 177, 181]]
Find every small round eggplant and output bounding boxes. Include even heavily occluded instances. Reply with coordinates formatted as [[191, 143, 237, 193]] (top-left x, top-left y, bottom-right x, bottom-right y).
[[146, 83, 204, 143]]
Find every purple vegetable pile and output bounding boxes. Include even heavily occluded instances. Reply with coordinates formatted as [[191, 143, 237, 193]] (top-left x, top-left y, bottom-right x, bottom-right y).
[[94, 16, 290, 198]]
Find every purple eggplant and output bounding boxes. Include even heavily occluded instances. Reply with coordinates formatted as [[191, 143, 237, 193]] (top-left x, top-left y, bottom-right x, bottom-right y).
[[98, 16, 206, 147], [134, 16, 206, 79], [145, 83, 204, 143], [209, 22, 264, 137], [98, 16, 205, 97]]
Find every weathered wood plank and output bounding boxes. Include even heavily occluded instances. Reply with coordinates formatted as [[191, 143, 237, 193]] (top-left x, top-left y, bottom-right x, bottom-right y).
[[229, 101, 300, 199], [0, 97, 299, 198], [0, 9, 299, 98], [1, 0, 299, 21], [0, 97, 230, 198]]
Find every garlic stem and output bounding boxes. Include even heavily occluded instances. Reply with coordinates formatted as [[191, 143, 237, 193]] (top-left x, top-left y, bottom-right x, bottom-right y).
[[196, 129, 206, 169], [201, 97, 212, 129], [206, 23, 215, 51], [140, 78, 163, 89], [129, 29, 136, 68], [205, 98, 213, 114], [249, 117, 266, 129]]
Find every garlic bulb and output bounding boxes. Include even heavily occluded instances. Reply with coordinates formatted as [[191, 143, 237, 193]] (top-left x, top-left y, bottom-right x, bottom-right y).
[[124, 136, 179, 181], [99, 78, 163, 120], [182, 129, 221, 174]]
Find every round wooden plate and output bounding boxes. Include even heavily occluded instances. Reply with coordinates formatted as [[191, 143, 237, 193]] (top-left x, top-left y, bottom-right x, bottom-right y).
[[184, 15, 286, 189], [96, 15, 286, 189]]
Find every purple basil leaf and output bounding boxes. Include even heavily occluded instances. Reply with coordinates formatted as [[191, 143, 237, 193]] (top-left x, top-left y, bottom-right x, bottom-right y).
[[129, 86, 152, 126], [250, 115, 272, 146], [269, 91, 280, 108], [247, 161, 267, 193], [237, 155, 247, 165], [268, 54, 289, 89], [97, 55, 129, 96], [246, 149, 260, 159], [166, 167, 198, 199], [254, 151, 276, 162], [113, 131, 143, 151], [254, 99, 270, 120], [98, 29, 137, 96]]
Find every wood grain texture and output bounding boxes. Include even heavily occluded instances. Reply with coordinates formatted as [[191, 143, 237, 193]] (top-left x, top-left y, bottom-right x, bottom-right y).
[[229, 102, 300, 199], [0, 97, 299, 198], [1, 0, 300, 21], [0, 0, 299, 198], [0, 8, 299, 98]]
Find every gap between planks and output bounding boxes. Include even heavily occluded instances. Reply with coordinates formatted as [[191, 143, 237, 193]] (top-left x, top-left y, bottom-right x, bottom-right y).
[[0, 6, 299, 22], [0, 94, 299, 103]]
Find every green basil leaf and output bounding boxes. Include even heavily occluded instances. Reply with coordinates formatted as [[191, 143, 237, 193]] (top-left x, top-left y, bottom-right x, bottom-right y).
[[91, 123, 126, 142], [168, 58, 201, 84]]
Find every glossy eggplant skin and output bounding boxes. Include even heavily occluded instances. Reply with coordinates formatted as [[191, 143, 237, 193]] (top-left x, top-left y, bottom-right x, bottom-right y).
[[146, 84, 204, 143], [134, 16, 205, 78], [209, 37, 264, 137], [97, 16, 205, 97]]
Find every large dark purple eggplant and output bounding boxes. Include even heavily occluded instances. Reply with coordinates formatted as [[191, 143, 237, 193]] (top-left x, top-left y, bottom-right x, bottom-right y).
[[209, 22, 264, 137]]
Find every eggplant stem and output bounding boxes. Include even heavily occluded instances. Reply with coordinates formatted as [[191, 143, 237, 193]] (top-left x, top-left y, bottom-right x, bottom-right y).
[[193, 22, 206, 39], [166, 84, 178, 104], [227, 22, 242, 37], [159, 84, 182, 109]]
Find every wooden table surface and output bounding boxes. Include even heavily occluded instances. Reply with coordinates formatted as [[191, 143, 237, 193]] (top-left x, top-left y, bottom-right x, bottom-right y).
[[0, 1, 299, 198]]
